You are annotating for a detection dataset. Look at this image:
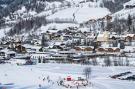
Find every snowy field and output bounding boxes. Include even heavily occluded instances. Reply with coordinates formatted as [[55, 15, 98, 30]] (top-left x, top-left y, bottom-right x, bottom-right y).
[[0, 63, 135, 89], [48, 7, 110, 23]]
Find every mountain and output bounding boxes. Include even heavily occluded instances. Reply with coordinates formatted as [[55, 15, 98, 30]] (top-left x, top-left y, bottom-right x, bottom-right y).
[[0, 0, 134, 39]]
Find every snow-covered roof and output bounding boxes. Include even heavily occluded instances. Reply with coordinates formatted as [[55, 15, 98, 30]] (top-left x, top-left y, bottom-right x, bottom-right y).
[[72, 58, 82, 61], [76, 46, 94, 49], [126, 34, 135, 37], [78, 27, 90, 32], [9, 58, 26, 64], [0, 48, 16, 54], [31, 53, 50, 57], [23, 44, 41, 50], [58, 50, 76, 54], [124, 46, 135, 52]]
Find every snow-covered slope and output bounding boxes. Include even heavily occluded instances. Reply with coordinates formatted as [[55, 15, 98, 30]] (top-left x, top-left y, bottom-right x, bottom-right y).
[[0, 0, 112, 38], [113, 0, 135, 19], [48, 6, 110, 23], [47, 0, 110, 23], [0, 0, 134, 39]]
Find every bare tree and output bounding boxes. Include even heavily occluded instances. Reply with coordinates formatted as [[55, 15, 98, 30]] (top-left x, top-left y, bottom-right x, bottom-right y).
[[104, 56, 111, 66], [92, 59, 98, 66], [125, 57, 129, 66], [83, 67, 92, 80]]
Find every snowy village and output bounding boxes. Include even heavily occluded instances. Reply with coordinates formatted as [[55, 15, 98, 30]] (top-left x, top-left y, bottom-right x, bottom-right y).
[[0, 0, 135, 89]]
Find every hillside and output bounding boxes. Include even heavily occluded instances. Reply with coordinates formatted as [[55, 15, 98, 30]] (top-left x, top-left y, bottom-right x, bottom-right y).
[[0, 0, 134, 39], [113, 0, 135, 19]]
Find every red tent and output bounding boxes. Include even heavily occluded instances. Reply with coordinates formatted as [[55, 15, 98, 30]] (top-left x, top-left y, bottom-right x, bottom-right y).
[[67, 76, 72, 81]]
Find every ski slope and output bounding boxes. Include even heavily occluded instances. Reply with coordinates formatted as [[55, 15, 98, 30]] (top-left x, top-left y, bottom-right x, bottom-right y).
[[48, 6, 110, 23]]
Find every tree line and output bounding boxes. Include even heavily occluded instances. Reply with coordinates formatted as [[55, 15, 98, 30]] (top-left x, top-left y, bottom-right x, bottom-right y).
[[8, 16, 47, 36]]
